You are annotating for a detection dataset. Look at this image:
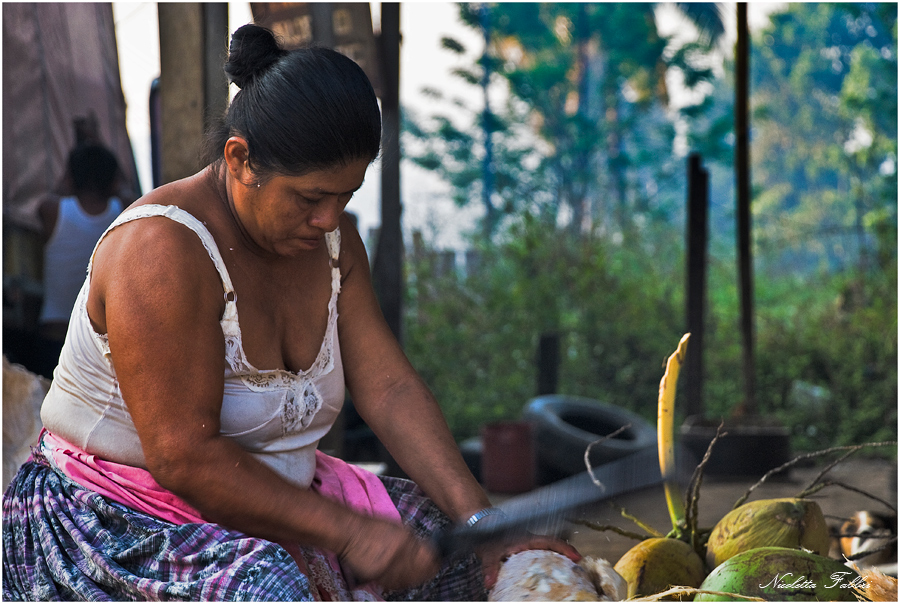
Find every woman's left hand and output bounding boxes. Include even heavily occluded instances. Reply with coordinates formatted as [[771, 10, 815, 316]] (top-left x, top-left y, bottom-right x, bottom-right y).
[[476, 534, 582, 591]]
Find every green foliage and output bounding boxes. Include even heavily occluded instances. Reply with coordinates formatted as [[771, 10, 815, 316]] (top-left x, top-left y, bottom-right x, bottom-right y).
[[749, 3, 897, 274], [405, 2, 721, 239], [404, 214, 685, 439], [399, 3, 897, 457], [756, 264, 897, 451], [698, 251, 898, 454], [405, 216, 897, 456]]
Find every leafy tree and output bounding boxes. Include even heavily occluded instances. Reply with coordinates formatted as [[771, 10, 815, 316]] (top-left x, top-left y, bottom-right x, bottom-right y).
[[749, 2, 897, 275], [681, 2, 897, 450], [402, 3, 897, 457], [405, 2, 724, 240]]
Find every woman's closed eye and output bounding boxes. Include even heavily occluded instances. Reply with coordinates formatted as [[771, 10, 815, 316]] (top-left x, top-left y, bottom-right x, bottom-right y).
[[296, 192, 353, 207], [296, 193, 324, 206]]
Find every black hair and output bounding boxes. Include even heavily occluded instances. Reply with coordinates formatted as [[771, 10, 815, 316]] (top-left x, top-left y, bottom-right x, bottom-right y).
[[203, 24, 382, 178], [68, 144, 119, 194]]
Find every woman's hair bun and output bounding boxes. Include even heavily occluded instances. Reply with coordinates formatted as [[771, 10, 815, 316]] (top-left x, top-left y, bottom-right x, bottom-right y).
[[224, 24, 286, 88]]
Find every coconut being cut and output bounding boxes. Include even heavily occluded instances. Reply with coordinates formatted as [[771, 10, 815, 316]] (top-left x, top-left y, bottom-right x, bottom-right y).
[[489, 550, 626, 601]]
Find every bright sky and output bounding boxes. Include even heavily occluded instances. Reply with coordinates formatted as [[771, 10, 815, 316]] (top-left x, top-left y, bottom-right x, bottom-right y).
[[112, 2, 782, 250], [113, 2, 485, 249]]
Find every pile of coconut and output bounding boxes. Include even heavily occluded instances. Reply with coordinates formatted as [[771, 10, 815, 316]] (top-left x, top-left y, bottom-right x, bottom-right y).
[[489, 335, 896, 602], [489, 551, 625, 601]]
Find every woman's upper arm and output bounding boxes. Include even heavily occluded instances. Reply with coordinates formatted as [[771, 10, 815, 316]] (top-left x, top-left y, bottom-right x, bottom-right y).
[[335, 216, 417, 405], [90, 217, 227, 479]]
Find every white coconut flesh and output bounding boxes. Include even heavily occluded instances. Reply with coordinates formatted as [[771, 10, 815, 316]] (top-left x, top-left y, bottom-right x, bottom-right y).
[[489, 550, 627, 601]]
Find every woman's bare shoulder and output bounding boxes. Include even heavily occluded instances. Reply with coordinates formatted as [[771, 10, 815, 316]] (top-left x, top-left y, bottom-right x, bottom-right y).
[[100, 180, 218, 267], [336, 213, 371, 278], [88, 218, 225, 336], [88, 175, 227, 330], [127, 169, 217, 213]]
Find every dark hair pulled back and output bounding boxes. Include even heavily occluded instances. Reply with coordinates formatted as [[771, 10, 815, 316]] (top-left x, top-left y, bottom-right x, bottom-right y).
[[222, 23, 287, 89], [69, 144, 119, 194], [203, 24, 382, 178]]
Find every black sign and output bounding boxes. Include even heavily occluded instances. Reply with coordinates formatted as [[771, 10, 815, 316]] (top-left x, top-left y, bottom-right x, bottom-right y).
[[250, 2, 383, 97]]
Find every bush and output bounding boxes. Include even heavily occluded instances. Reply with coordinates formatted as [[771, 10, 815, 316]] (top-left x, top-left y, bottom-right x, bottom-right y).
[[405, 213, 685, 440], [403, 216, 897, 460]]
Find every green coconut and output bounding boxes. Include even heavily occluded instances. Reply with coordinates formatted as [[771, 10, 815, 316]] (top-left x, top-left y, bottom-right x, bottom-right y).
[[695, 546, 862, 601], [705, 498, 830, 569], [614, 537, 706, 600]]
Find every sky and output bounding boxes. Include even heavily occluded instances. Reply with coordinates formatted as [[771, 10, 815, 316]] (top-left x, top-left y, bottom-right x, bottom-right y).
[[113, 2, 486, 249], [112, 2, 784, 251]]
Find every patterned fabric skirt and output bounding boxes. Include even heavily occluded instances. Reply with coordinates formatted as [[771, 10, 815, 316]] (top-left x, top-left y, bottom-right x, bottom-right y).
[[2, 454, 487, 602]]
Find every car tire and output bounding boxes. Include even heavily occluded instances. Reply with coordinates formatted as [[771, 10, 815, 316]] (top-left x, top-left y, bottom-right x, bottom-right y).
[[523, 394, 657, 483]]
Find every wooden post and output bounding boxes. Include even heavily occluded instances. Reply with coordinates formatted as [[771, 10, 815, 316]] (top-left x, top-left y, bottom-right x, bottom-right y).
[[158, 3, 204, 184], [735, 3, 757, 414], [685, 153, 709, 417], [309, 3, 335, 47], [371, 5, 404, 478], [203, 4, 229, 131], [537, 332, 560, 395], [479, 4, 495, 239], [157, 3, 229, 184], [372, 3, 403, 343]]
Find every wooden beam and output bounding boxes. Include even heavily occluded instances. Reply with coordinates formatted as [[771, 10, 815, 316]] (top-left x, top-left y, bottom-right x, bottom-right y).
[[537, 332, 560, 396], [203, 4, 230, 132], [685, 153, 709, 417], [157, 3, 229, 184], [158, 3, 204, 184], [735, 3, 757, 413], [372, 3, 403, 343]]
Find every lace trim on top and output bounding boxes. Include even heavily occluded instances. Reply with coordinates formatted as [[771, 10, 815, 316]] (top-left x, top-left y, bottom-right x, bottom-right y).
[[222, 225, 341, 389], [86, 205, 342, 435]]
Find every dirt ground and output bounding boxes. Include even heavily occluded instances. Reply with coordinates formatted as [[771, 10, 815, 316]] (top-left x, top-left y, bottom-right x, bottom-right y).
[[487, 456, 898, 565]]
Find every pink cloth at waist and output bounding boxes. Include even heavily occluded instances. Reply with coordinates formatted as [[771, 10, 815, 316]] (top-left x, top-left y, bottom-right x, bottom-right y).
[[41, 430, 402, 599], [40, 430, 400, 525]]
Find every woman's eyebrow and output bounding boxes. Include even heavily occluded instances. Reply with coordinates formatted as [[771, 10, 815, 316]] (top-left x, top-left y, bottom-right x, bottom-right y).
[[300, 183, 364, 196]]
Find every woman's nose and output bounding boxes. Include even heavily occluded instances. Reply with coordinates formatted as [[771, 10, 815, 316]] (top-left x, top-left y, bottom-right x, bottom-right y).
[[309, 198, 342, 231]]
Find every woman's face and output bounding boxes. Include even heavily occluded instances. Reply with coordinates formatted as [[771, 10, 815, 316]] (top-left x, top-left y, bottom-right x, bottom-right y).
[[233, 158, 370, 257]]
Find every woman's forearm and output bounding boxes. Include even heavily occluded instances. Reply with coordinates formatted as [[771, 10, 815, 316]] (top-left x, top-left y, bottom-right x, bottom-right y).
[[149, 433, 442, 588], [150, 434, 362, 553], [357, 376, 492, 522]]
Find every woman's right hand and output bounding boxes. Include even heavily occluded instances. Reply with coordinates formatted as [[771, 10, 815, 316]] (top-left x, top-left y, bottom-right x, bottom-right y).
[[337, 516, 441, 591]]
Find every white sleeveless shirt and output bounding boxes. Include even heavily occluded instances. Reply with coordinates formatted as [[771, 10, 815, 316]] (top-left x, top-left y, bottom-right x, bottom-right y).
[[40, 204, 346, 489], [40, 196, 124, 324]]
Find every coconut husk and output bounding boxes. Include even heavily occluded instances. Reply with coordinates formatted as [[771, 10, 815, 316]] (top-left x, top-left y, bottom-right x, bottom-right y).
[[848, 562, 898, 602], [488, 550, 626, 601], [2, 356, 49, 489], [627, 586, 765, 601]]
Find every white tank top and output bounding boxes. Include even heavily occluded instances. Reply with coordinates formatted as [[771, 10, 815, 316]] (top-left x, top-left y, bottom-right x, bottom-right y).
[[40, 204, 346, 489], [40, 196, 124, 324]]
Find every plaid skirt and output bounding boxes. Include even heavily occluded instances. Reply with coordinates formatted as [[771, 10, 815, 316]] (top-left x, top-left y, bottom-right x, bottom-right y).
[[2, 453, 486, 601]]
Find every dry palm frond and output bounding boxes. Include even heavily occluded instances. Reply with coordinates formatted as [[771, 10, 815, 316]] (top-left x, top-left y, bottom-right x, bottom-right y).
[[848, 562, 898, 602], [627, 585, 764, 601]]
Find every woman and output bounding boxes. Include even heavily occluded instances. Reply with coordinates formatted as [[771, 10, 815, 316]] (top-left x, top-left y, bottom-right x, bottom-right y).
[[3, 25, 578, 601]]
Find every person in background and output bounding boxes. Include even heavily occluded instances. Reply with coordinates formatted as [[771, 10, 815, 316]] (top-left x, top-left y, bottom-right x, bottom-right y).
[[2, 24, 578, 601], [35, 143, 123, 379]]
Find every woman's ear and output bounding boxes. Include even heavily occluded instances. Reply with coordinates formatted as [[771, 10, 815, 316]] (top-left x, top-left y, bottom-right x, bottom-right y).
[[223, 137, 255, 186]]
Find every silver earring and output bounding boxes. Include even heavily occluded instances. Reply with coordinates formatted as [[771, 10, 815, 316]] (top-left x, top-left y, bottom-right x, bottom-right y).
[[257, 182, 261, 189]]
